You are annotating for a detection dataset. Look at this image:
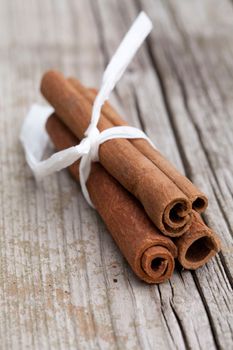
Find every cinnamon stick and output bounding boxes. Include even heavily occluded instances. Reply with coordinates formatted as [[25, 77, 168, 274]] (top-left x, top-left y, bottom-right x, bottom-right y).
[[41, 70, 193, 237], [68, 77, 208, 213], [175, 212, 221, 269], [46, 114, 177, 283]]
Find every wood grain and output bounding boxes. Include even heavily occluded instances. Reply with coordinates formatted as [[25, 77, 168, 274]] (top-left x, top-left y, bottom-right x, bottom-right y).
[[0, 0, 232, 349]]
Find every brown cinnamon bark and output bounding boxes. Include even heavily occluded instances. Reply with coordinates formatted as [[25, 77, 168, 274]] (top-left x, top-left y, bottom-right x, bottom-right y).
[[41, 70, 193, 237], [175, 212, 221, 269], [68, 78, 208, 213], [46, 114, 177, 283]]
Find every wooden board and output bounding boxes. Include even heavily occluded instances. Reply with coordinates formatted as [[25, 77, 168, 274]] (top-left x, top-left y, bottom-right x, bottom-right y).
[[0, 0, 232, 349]]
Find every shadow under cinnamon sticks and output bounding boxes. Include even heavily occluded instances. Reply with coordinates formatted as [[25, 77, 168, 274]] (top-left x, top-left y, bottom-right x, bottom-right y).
[[46, 114, 177, 284]]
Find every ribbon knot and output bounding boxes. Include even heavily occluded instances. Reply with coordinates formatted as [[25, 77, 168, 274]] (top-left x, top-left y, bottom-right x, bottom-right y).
[[85, 126, 101, 162], [20, 12, 155, 208]]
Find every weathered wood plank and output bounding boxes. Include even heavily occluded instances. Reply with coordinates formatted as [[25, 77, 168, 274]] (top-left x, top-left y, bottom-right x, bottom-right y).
[[0, 0, 232, 349]]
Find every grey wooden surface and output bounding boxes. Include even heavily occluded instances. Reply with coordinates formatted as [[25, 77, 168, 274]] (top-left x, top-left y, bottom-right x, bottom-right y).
[[0, 0, 232, 349]]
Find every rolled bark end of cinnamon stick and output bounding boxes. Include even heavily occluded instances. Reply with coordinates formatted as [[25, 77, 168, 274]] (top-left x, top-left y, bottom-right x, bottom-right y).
[[141, 246, 175, 283], [175, 213, 221, 269], [162, 198, 192, 237], [46, 114, 177, 284], [129, 240, 176, 283], [191, 195, 208, 213]]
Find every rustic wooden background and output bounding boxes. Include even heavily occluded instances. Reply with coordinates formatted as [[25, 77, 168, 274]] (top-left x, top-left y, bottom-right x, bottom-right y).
[[0, 0, 233, 349]]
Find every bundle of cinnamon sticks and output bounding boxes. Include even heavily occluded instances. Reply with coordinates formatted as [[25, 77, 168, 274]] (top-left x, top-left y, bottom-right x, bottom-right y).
[[41, 70, 220, 284]]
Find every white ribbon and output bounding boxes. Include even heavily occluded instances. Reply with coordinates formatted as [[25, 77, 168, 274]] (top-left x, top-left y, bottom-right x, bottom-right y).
[[20, 12, 154, 207]]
